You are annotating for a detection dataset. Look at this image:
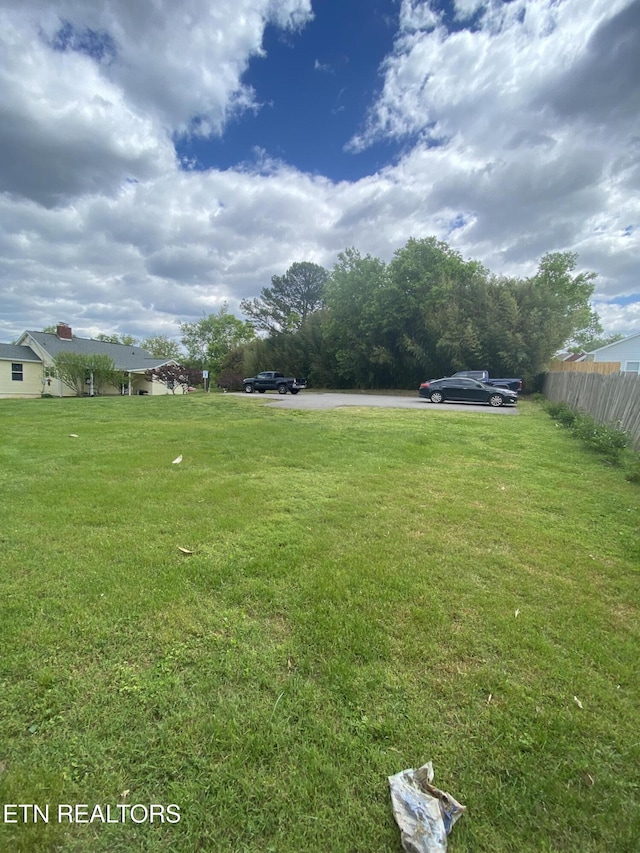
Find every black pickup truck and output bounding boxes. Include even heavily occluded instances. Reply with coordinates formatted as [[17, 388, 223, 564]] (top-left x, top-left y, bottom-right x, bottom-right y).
[[452, 370, 522, 393], [243, 371, 307, 395]]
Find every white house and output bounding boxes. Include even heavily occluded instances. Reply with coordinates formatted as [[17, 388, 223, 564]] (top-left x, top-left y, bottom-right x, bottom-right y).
[[582, 332, 640, 374]]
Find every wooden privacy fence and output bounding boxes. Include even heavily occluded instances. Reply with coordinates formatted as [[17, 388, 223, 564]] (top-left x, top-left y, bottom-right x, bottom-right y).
[[548, 360, 621, 374], [544, 370, 640, 450]]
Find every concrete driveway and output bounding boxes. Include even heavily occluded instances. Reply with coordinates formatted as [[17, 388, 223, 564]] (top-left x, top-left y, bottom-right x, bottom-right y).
[[233, 391, 519, 413]]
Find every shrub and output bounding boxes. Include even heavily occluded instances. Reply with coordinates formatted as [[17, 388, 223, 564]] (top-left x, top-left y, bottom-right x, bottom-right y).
[[545, 400, 577, 426], [216, 369, 245, 392], [572, 415, 629, 461], [545, 401, 640, 466], [544, 400, 631, 464]]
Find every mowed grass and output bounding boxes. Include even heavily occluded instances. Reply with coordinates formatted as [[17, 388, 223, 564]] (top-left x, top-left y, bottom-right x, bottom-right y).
[[0, 393, 638, 852]]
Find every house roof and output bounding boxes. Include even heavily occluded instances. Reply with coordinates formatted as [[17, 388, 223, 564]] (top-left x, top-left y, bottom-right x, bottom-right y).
[[586, 331, 640, 355], [19, 331, 174, 372], [0, 343, 41, 362]]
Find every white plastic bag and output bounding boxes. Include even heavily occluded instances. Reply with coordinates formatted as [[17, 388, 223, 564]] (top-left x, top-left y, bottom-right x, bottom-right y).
[[388, 761, 466, 853]]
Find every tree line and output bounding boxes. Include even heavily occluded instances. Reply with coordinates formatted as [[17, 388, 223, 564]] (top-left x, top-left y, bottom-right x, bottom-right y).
[[221, 238, 613, 390], [44, 237, 619, 393]]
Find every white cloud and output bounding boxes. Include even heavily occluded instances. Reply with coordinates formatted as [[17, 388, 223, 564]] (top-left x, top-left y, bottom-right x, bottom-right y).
[[453, 0, 485, 21], [346, 0, 640, 321], [354, 0, 632, 150], [0, 0, 313, 205], [0, 8, 175, 207], [399, 0, 439, 32], [1, 0, 639, 344], [29, 0, 313, 134]]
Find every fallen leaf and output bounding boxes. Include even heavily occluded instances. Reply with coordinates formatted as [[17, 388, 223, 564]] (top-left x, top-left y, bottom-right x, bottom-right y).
[[69, 434, 79, 438], [172, 454, 183, 464], [574, 696, 583, 709], [177, 546, 194, 555]]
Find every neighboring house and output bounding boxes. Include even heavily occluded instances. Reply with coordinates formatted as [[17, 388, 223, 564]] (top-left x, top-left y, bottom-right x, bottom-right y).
[[554, 351, 586, 362], [1, 324, 181, 398], [582, 331, 640, 374]]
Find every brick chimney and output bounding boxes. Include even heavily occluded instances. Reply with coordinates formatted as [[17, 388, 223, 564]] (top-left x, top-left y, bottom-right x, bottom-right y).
[[56, 324, 72, 340]]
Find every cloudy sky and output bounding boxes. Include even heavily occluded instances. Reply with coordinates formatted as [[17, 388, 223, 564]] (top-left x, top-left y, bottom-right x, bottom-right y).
[[1, 0, 639, 345]]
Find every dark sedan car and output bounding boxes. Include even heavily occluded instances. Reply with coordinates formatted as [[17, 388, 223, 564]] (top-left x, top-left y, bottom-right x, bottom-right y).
[[418, 377, 518, 407]]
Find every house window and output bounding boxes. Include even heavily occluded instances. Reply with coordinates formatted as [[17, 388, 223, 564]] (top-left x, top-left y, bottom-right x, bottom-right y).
[[11, 363, 23, 381], [623, 361, 640, 373]]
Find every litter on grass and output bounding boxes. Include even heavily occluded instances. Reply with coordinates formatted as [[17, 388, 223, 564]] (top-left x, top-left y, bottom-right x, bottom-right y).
[[389, 761, 465, 853]]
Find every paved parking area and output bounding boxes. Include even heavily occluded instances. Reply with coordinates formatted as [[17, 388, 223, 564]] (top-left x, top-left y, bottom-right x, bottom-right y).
[[233, 391, 519, 413]]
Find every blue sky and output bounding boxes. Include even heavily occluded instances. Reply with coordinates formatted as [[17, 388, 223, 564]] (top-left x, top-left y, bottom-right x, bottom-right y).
[[1, 0, 639, 345], [178, 0, 402, 181]]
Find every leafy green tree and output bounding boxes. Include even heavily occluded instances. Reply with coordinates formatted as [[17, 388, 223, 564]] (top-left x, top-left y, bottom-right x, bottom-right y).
[[507, 252, 600, 382], [243, 240, 602, 391], [95, 333, 138, 346], [53, 352, 117, 396], [240, 261, 328, 334], [284, 309, 336, 387], [531, 251, 598, 342], [236, 308, 335, 388], [324, 238, 494, 388], [180, 304, 255, 377], [324, 248, 392, 387], [140, 334, 183, 360], [216, 346, 248, 391], [385, 237, 492, 383], [569, 332, 624, 354], [53, 352, 85, 395]]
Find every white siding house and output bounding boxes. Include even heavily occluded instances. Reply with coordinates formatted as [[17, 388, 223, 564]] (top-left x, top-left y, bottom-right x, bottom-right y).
[[583, 332, 640, 374]]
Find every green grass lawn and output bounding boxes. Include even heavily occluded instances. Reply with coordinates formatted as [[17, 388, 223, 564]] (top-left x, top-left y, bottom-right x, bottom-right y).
[[0, 394, 638, 852]]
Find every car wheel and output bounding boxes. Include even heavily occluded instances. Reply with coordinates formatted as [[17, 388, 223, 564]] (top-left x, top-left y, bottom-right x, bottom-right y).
[[258, 389, 265, 393], [277, 384, 287, 394], [489, 394, 504, 407], [244, 384, 254, 393], [290, 389, 299, 395], [430, 391, 444, 403]]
